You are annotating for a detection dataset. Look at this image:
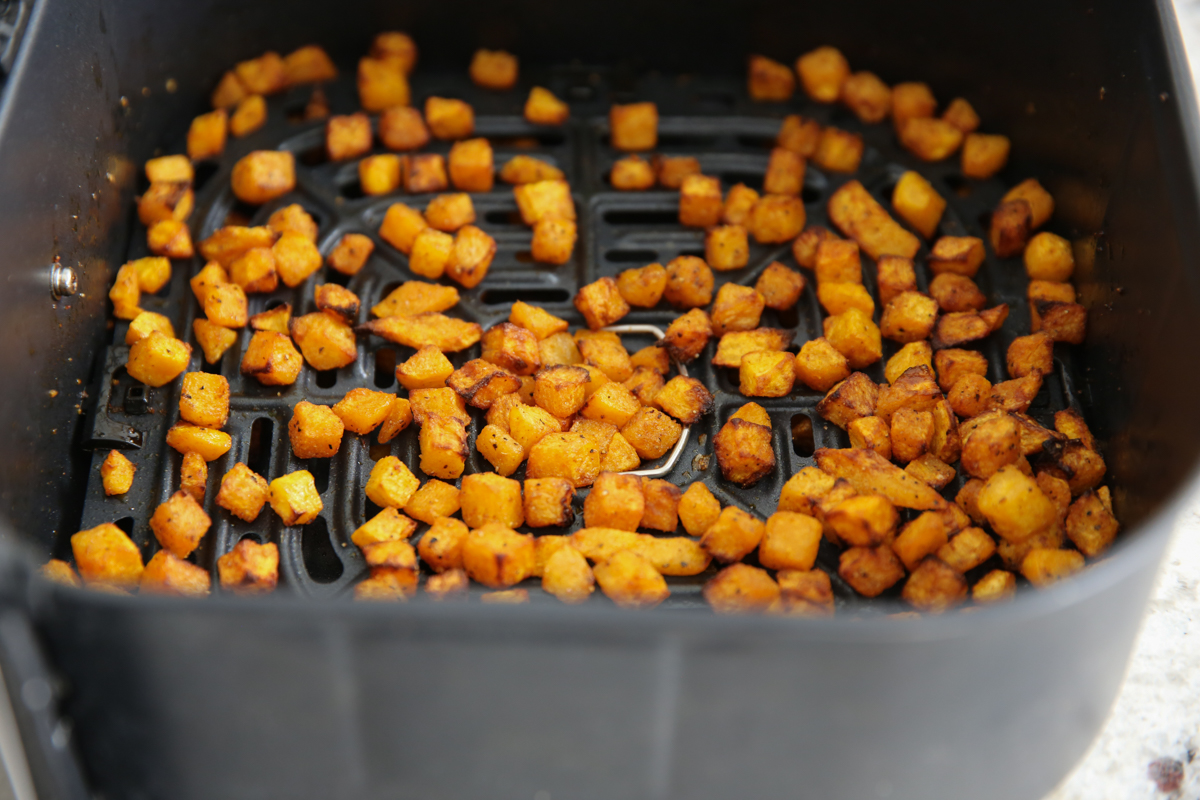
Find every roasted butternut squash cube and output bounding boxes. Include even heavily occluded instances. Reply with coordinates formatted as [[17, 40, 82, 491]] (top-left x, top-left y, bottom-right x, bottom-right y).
[[1037, 301, 1087, 345], [478, 322, 540, 377], [710, 284, 765, 336], [539, 545, 593, 604], [934, 347, 989, 392], [732, 402, 772, 427], [1021, 548, 1085, 587], [1024, 231, 1075, 282], [879, 292, 938, 343], [703, 564, 780, 615], [272, 230, 322, 287], [469, 48, 518, 90], [1054, 408, 1097, 450], [842, 70, 891, 122], [961, 133, 1010, 180], [215, 462, 270, 522], [413, 517, 468, 573], [847, 415, 891, 459], [794, 338, 851, 392], [892, 171, 946, 239], [399, 480, 459, 526], [714, 416, 774, 486], [823, 309, 882, 369], [764, 147, 806, 196], [700, 506, 765, 563], [890, 408, 934, 464], [446, 138, 496, 193], [331, 388, 394, 434], [971, 569, 1016, 603], [325, 113, 372, 162], [357, 56, 409, 112], [146, 219, 194, 259], [777, 114, 822, 156], [178, 372, 229, 429], [658, 257, 711, 310], [593, 550, 669, 609], [778, 467, 836, 516], [138, 181, 194, 226], [937, 97, 979, 132], [378, 203, 429, 256], [621, 407, 683, 460], [417, 416, 468, 480], [582, 472, 644, 531], [404, 154, 448, 194], [202, 282, 248, 328], [508, 403, 560, 453], [370, 31, 418, 73], [126, 331, 191, 387], [532, 216, 579, 265], [231, 150, 295, 205], [228, 247, 277, 293], [100, 449, 136, 496], [748, 55, 795, 101], [929, 273, 986, 313], [977, 465, 1057, 542], [925, 237, 983, 279], [599, 432, 640, 472], [125, 310, 173, 346], [526, 432, 601, 487], [354, 568, 419, 602], [749, 194, 806, 243], [816, 371, 879, 429], [631, 480, 681, 533], [990, 198, 1033, 259], [247, 304, 290, 335], [410, 388, 471, 426], [211, 70, 247, 110], [140, 550, 211, 598], [217, 539, 279, 595], [611, 155, 656, 190], [145, 155, 193, 184], [241, 331, 303, 385], [828, 180, 921, 261], [654, 376, 714, 423], [755, 262, 804, 310], [1006, 332, 1054, 379], [444, 224, 496, 289], [884, 341, 934, 385], [1004, 178, 1054, 229], [713, 328, 794, 368], [533, 364, 590, 417], [424, 96, 475, 140], [404, 228, 452, 280], [374, 108, 428, 154], [890, 80, 936, 130], [524, 85, 569, 125], [796, 46, 849, 102], [654, 155, 701, 189], [458, 473, 524, 529], [660, 308, 712, 363], [1029, 280, 1076, 332], [838, 545, 905, 598], [356, 154, 401, 196], [422, 194, 474, 234], [513, 179, 574, 225], [310, 285, 359, 328], [446, 359, 519, 410], [948, 374, 992, 419], [814, 238, 862, 285], [739, 351, 795, 398], [609, 101, 658, 151], [187, 108, 228, 161], [899, 117, 963, 162], [812, 127, 864, 173], [1065, 490, 1119, 558], [678, 174, 723, 228], [901, 557, 968, 612], [233, 51, 286, 94], [283, 43, 336, 84], [700, 224, 748, 272], [71, 523, 144, 589], [537, 330, 583, 368], [150, 490, 211, 558], [351, 507, 418, 549], [287, 401, 344, 460], [462, 523, 535, 588], [759, 512, 823, 571], [936, 526, 996, 573], [826, 494, 898, 547], [515, 478, 575, 529], [673, 482, 718, 537], [580, 381, 640, 427], [818, 282, 874, 317], [722, 184, 760, 226], [289, 312, 357, 371], [199, 225, 279, 267]]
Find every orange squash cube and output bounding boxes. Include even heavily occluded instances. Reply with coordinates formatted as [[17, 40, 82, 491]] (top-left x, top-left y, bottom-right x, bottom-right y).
[[231, 150, 295, 205], [679, 174, 723, 228], [842, 71, 891, 123], [748, 55, 795, 101], [777, 114, 822, 156], [288, 401, 344, 459], [187, 108, 228, 160], [749, 194, 806, 243], [448, 138, 494, 193], [357, 57, 409, 112], [150, 490, 211, 559], [425, 96, 475, 140], [379, 106, 430, 151], [216, 463, 270, 522], [462, 524, 536, 588], [71, 523, 144, 589], [126, 331, 191, 387], [289, 312, 357, 371], [796, 45, 848, 102], [217, 538, 279, 595], [723, 183, 760, 226], [705, 224, 750, 271], [892, 171, 946, 239], [525, 86, 570, 125], [794, 337, 851, 393], [469, 48, 518, 89], [610, 102, 658, 151], [962, 133, 1011, 179], [241, 331, 303, 385], [405, 154, 449, 194], [326, 113, 372, 161], [812, 127, 864, 173], [269, 470, 323, 526]]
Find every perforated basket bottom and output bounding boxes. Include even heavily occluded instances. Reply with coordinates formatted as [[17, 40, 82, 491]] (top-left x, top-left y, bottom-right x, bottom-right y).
[[72, 65, 1085, 611]]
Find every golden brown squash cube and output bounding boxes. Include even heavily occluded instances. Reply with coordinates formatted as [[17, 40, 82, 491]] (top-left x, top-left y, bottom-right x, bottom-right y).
[[874, 364, 941, 422], [1029, 280, 1076, 332], [713, 416, 775, 486], [590, 549, 667, 609], [764, 147, 805, 196], [811, 127, 864, 173], [660, 308, 713, 363], [231, 150, 295, 205], [977, 465, 1057, 542], [125, 306, 170, 343], [542, 545, 594, 604], [187, 108, 228, 160], [443, 224, 495, 289], [216, 463, 270, 522], [711, 284, 765, 336], [480, 322, 540, 377], [446, 359, 519, 410], [241, 331, 303, 386], [199, 226, 278, 267], [447, 138, 495, 193], [941, 97, 980, 132], [609, 101, 657, 151], [827, 180, 920, 260], [424, 193, 475, 233], [663, 255, 714, 308], [759, 512, 823, 571], [462, 523, 535, 588], [794, 338, 851, 393], [101, 450, 136, 496], [138, 181, 194, 226], [357, 56, 409, 112], [748, 54, 795, 101], [376, 107, 429, 152], [179, 372, 229, 429], [358, 154, 402, 196], [704, 564, 780, 615], [1055, 408, 1096, 450], [192, 319, 236, 362], [885, 341, 934, 385], [838, 544, 906, 598], [580, 381, 641, 427], [572, 277, 629, 331], [395, 479, 456, 526], [949, 375, 993, 419], [936, 526, 996, 573], [1065, 490, 1118, 558], [312, 284, 360, 327], [654, 155, 701, 189], [370, 31, 418, 73], [892, 171, 946, 239], [891, 511, 954, 572], [526, 432, 602, 487], [289, 312, 357, 371], [217, 539, 279, 595], [211, 71, 247, 110], [583, 472, 644, 531], [1006, 332, 1054, 379], [126, 331, 191, 387], [632, 480, 681, 534], [519, 477, 573, 528], [1004, 178, 1055, 229], [899, 118, 963, 161], [469, 48, 518, 90], [906, 453, 956, 491], [405, 153, 450, 194], [775, 569, 834, 616], [902, 558, 967, 613], [749, 194, 806, 244], [532, 364, 588, 418], [508, 403, 560, 454], [815, 447, 946, 510], [842, 71, 891, 123], [71, 523, 144, 589], [611, 155, 656, 190], [532, 217, 577, 265], [622, 407, 684, 460], [147, 219, 194, 259], [513, 180, 575, 226], [739, 351, 795, 398], [229, 247, 278, 294], [327, 232, 374, 276], [825, 494, 898, 548], [961, 133, 1010, 180], [972, 569, 1017, 604], [417, 517, 469, 572], [879, 292, 939, 344], [283, 43, 337, 84], [129, 256, 172, 295], [777, 114, 822, 156], [508, 302, 567, 341], [422, 96, 474, 140], [272, 230, 322, 287], [288, 401, 344, 459], [1037, 301, 1087, 345], [713, 328, 793, 368], [1023, 232, 1075, 282], [145, 155, 193, 184], [141, 550, 211, 598], [678, 174, 723, 228], [815, 238, 862, 285], [848, 414, 892, 460], [731, 402, 772, 427], [930, 309, 997, 350], [325, 113, 372, 161], [934, 347, 989, 392], [925, 237, 983, 279], [351, 508, 418, 549], [150, 490, 211, 558], [889, 408, 934, 464], [796, 46, 849, 102], [460, 473, 524, 529], [410, 388, 470, 426], [234, 51, 286, 94], [247, 304, 291, 335], [929, 273, 986, 313], [891, 81, 936, 130], [406, 228, 454, 280], [824, 309, 883, 369], [654, 376, 714, 424], [723, 183, 761, 226], [268, 469, 323, 526], [991, 197, 1035, 259], [202, 282, 248, 328], [525, 86, 569, 126], [956, 479, 987, 525], [755, 261, 804, 310], [817, 282, 874, 317], [1021, 548, 1085, 587], [354, 568, 418, 602], [332, 388, 395, 435], [704, 224, 750, 272], [676, 482, 719, 536], [698, 505, 763, 563]]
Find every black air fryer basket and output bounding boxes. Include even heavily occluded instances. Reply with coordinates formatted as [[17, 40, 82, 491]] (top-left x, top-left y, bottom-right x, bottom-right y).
[[0, 1, 1197, 799]]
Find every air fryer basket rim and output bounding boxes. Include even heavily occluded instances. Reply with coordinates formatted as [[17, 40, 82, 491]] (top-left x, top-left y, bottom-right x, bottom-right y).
[[1, 0, 1195, 629]]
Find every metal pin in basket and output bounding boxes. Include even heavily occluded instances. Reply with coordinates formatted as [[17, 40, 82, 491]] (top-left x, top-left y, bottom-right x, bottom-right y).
[[600, 323, 690, 479]]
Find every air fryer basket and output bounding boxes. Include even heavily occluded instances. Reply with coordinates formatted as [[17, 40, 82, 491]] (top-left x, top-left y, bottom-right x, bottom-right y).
[[0, 0, 1197, 798]]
